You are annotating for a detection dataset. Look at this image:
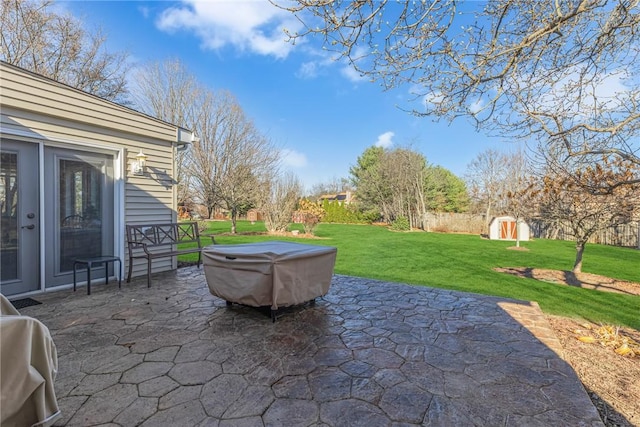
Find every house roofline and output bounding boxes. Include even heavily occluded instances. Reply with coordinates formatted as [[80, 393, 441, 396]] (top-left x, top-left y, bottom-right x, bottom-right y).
[[0, 60, 193, 139]]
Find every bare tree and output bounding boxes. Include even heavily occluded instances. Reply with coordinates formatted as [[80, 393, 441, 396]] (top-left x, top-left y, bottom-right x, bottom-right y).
[[184, 91, 280, 232], [1, 0, 129, 102], [132, 59, 198, 128], [465, 147, 534, 237], [260, 172, 302, 233], [351, 145, 467, 225], [465, 149, 509, 230], [503, 148, 534, 247], [135, 61, 280, 227], [276, 1, 640, 187], [382, 148, 429, 227], [308, 176, 351, 199], [214, 101, 280, 233], [531, 157, 639, 273], [187, 90, 229, 220], [351, 146, 429, 226], [132, 59, 200, 207]]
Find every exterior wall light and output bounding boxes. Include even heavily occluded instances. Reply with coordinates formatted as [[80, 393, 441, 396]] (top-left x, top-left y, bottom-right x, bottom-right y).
[[131, 150, 148, 176]]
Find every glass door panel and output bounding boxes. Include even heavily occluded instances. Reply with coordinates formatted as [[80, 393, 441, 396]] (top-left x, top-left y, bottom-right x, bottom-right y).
[[44, 147, 113, 288], [1, 152, 18, 281], [0, 141, 39, 296], [59, 159, 104, 272]]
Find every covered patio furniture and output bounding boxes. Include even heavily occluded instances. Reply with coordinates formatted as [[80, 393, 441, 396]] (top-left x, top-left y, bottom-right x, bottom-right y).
[[202, 241, 337, 319], [0, 294, 60, 427]]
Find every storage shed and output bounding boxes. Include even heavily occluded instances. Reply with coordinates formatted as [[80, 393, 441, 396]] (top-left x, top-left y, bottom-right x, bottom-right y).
[[488, 216, 530, 241]]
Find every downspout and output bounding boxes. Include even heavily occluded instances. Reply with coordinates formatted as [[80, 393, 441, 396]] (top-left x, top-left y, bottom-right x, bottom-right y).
[[174, 131, 197, 223]]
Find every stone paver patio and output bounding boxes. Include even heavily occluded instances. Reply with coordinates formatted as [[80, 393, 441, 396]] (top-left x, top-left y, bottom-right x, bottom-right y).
[[19, 267, 603, 426]]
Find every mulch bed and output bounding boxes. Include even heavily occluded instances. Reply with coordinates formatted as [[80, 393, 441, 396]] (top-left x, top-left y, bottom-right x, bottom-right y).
[[494, 267, 640, 296]]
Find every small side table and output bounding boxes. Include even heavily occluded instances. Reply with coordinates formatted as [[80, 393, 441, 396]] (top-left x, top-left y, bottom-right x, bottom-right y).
[[73, 256, 122, 295]]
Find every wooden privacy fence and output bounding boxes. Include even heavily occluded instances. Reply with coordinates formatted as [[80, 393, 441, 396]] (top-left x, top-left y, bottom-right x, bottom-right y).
[[420, 213, 486, 234], [416, 213, 640, 249], [529, 220, 640, 249]]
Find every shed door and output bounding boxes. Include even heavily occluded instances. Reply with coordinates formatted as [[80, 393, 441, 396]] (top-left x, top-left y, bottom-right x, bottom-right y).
[[500, 221, 517, 240]]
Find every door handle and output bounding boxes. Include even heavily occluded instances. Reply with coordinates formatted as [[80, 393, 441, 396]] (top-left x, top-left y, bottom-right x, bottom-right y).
[[21, 224, 35, 230]]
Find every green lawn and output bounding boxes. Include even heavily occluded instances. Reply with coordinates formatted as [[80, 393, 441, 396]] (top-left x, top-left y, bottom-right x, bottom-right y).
[[183, 221, 640, 329]]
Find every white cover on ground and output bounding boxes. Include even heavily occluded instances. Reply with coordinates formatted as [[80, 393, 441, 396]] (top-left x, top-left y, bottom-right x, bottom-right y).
[[203, 241, 337, 310], [0, 294, 60, 427]]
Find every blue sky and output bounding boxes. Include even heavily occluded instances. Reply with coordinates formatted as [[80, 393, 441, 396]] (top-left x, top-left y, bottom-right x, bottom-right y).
[[63, 0, 506, 191]]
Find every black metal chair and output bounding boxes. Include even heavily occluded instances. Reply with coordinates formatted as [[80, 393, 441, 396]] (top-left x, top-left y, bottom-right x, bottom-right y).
[[62, 215, 84, 229]]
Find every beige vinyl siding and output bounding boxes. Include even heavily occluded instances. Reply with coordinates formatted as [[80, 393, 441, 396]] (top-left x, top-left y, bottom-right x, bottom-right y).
[[1, 61, 185, 279], [1, 107, 175, 152], [1, 64, 176, 140], [125, 147, 176, 277]]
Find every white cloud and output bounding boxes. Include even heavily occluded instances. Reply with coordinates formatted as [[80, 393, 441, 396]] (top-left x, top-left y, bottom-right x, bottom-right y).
[[156, 1, 303, 59], [138, 5, 150, 19], [294, 53, 366, 82], [155, 1, 375, 84], [530, 67, 631, 120], [340, 65, 366, 83], [468, 98, 484, 114], [592, 71, 628, 99], [423, 91, 444, 106], [341, 46, 369, 83], [292, 40, 369, 82], [375, 131, 395, 148], [281, 149, 308, 168], [296, 61, 319, 79]]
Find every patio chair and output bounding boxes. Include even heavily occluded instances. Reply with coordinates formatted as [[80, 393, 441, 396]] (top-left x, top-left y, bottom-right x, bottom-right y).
[[61, 215, 84, 229]]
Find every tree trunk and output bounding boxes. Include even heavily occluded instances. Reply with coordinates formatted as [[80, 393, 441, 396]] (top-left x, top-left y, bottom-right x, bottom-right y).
[[484, 202, 492, 235], [515, 218, 521, 248], [573, 241, 586, 273], [230, 208, 237, 234], [408, 204, 413, 230]]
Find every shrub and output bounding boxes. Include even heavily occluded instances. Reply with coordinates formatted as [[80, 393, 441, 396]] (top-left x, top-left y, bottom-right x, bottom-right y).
[[262, 173, 302, 233], [390, 216, 411, 231], [321, 199, 366, 224], [361, 209, 382, 224], [296, 199, 326, 235], [196, 220, 209, 234]]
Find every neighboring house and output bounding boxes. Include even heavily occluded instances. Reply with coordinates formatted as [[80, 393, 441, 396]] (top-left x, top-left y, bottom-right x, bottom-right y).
[[0, 61, 195, 298], [318, 191, 354, 204], [488, 216, 530, 241]]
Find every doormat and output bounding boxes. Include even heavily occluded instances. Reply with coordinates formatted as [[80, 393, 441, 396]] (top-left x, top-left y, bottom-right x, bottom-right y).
[[10, 297, 42, 310]]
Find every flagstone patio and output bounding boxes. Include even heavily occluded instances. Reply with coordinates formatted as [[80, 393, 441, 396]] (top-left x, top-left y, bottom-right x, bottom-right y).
[[19, 266, 603, 426]]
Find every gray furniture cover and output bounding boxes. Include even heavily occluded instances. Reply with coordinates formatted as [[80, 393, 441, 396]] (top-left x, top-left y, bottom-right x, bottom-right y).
[[203, 241, 337, 310], [0, 294, 60, 427]]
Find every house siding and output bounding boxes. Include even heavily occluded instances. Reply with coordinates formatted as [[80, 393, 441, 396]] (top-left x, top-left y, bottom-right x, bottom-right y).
[[1, 61, 184, 280], [1, 64, 176, 140]]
